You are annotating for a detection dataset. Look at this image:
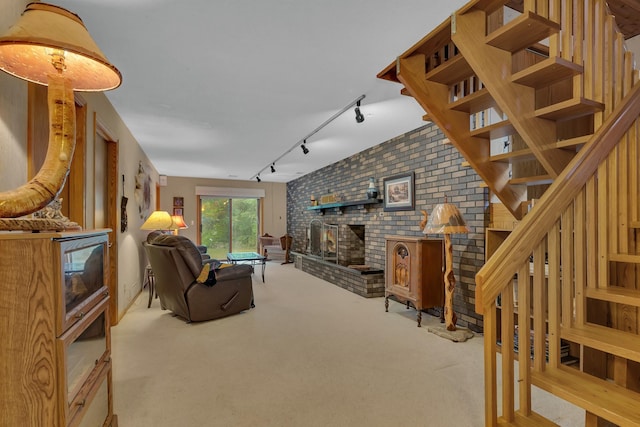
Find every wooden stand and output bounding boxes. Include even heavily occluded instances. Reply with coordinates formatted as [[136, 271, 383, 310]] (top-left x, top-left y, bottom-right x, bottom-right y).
[[0, 230, 116, 426], [384, 236, 444, 326]]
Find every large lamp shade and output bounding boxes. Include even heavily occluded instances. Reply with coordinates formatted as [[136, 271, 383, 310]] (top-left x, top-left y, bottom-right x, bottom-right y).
[[141, 211, 174, 231], [0, 2, 121, 91]]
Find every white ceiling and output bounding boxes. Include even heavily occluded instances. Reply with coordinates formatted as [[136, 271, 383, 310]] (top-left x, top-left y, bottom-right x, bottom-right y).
[[55, 0, 468, 183]]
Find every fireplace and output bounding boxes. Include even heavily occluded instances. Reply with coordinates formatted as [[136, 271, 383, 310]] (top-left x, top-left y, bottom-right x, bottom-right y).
[[307, 221, 367, 267], [298, 221, 383, 297]]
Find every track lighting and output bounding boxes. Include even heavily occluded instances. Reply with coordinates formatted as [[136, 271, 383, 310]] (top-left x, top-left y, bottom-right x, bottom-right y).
[[249, 94, 365, 179], [354, 100, 364, 123]]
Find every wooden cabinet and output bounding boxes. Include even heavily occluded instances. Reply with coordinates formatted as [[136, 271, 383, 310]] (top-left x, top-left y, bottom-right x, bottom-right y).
[[384, 236, 444, 326], [0, 230, 117, 427]]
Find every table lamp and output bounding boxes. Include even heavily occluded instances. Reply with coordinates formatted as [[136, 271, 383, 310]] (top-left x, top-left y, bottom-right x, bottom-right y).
[[0, 3, 121, 227], [170, 214, 188, 235], [141, 211, 174, 232], [423, 198, 470, 331]]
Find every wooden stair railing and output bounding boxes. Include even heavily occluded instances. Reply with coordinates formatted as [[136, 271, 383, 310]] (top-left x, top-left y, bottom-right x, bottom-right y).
[[380, 0, 640, 425], [478, 80, 640, 427]]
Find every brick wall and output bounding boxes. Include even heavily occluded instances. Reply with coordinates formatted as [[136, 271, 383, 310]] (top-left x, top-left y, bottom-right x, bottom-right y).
[[286, 123, 488, 331]]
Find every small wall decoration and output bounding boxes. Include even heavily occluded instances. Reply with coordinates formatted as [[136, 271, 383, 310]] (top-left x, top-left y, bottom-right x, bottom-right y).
[[135, 161, 151, 219], [173, 207, 183, 216], [383, 172, 415, 212], [173, 197, 184, 207]]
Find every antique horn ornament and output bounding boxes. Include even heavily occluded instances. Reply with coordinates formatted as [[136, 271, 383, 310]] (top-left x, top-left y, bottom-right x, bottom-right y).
[[0, 3, 121, 220]]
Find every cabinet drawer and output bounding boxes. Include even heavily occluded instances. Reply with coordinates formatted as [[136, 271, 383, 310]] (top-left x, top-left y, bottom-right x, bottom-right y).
[[69, 361, 112, 427], [58, 296, 111, 421]]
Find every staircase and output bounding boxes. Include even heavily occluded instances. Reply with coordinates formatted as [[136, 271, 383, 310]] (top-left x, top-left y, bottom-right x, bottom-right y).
[[378, 0, 640, 425]]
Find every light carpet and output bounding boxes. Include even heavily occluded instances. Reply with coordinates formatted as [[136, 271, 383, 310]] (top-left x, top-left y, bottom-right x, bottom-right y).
[[111, 261, 583, 426]]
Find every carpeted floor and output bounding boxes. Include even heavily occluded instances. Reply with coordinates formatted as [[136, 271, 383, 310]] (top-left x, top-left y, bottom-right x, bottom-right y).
[[111, 261, 583, 426]]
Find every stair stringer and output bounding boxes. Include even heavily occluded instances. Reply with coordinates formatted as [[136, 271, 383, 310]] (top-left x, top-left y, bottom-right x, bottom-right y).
[[451, 8, 575, 181], [395, 55, 527, 216]]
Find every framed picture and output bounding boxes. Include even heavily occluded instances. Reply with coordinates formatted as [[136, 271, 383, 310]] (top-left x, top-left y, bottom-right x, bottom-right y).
[[173, 207, 183, 216], [383, 172, 415, 211], [173, 196, 184, 207]]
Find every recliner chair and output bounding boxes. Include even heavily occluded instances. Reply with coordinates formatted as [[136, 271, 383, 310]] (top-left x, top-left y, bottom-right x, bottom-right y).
[[144, 234, 254, 322]]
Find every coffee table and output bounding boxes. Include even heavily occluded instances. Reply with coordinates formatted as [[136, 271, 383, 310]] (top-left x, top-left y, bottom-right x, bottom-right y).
[[226, 251, 266, 282]]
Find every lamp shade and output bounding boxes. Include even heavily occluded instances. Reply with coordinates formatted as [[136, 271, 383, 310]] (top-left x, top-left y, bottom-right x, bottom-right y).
[[141, 211, 173, 231], [423, 202, 470, 234], [170, 215, 188, 230], [0, 2, 121, 91]]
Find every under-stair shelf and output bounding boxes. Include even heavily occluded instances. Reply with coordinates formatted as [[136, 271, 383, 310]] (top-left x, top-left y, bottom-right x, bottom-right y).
[[585, 287, 640, 308], [554, 134, 592, 149], [509, 174, 552, 186], [469, 119, 515, 139], [448, 88, 496, 113], [532, 367, 640, 427], [486, 11, 560, 53], [535, 97, 604, 121], [490, 148, 535, 163], [561, 324, 640, 363], [512, 57, 584, 88], [425, 54, 474, 85]]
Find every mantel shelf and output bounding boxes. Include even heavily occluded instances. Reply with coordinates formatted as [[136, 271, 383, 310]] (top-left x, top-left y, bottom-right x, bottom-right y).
[[306, 198, 382, 215]]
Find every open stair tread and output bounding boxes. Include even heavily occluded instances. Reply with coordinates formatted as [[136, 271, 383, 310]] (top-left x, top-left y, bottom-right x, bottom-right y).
[[512, 57, 583, 88], [449, 88, 496, 113], [555, 134, 591, 149], [609, 253, 640, 263], [470, 119, 515, 139], [535, 97, 604, 120], [490, 148, 535, 163], [509, 175, 553, 186], [561, 323, 640, 363], [586, 287, 640, 308], [497, 411, 559, 427], [425, 54, 474, 85], [532, 366, 640, 427], [486, 11, 560, 53]]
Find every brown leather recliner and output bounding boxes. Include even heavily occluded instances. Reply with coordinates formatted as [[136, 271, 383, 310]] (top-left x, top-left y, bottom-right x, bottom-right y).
[[144, 234, 254, 322]]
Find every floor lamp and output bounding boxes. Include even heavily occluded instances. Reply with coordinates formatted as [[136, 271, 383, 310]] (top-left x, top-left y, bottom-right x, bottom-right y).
[[0, 3, 121, 230], [423, 199, 470, 332]]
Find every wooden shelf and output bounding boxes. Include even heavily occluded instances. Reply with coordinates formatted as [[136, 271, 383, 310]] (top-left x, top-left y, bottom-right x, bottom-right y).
[[486, 11, 560, 53], [425, 54, 474, 85], [490, 148, 535, 163], [555, 134, 592, 149], [469, 119, 515, 139], [512, 56, 583, 88], [535, 97, 604, 120], [509, 174, 553, 186], [448, 88, 496, 113], [306, 199, 382, 215]]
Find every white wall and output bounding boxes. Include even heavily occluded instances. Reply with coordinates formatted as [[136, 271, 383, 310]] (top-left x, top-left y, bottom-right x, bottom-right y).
[[159, 176, 287, 243], [0, 1, 30, 191]]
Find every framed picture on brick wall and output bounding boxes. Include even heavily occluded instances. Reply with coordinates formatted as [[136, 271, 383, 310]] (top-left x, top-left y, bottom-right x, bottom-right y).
[[383, 172, 414, 212]]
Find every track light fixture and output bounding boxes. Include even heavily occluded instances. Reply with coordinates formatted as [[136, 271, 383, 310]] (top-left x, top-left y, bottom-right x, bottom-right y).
[[249, 94, 365, 180], [354, 100, 364, 123]]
